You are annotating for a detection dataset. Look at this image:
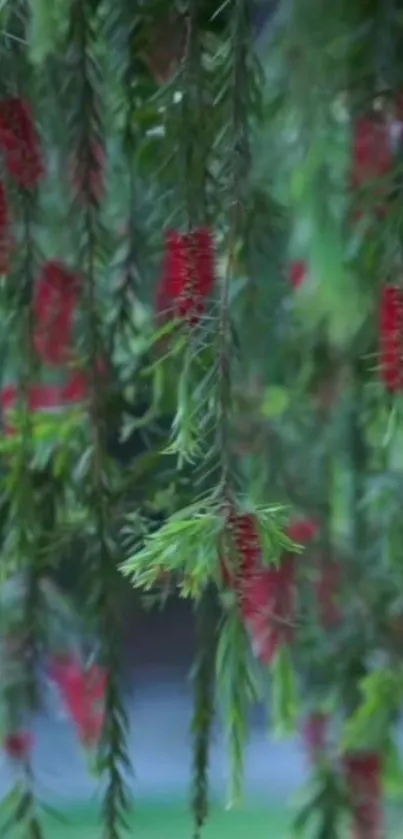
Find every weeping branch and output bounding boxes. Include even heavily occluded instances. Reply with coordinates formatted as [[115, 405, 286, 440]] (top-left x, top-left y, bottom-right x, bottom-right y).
[[64, 3, 131, 836]]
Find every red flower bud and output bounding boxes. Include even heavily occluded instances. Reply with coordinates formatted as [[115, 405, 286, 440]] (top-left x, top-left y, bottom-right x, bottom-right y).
[[3, 731, 33, 761], [289, 261, 306, 289]]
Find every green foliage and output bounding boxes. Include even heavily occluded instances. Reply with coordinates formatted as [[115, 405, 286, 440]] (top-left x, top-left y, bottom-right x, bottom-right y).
[[3, 0, 403, 835], [216, 604, 260, 806]]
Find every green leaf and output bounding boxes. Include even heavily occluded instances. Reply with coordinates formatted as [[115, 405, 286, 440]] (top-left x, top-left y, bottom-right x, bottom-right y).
[[261, 386, 290, 418], [28, 0, 70, 64], [342, 670, 403, 751], [271, 646, 298, 737], [384, 737, 403, 800]]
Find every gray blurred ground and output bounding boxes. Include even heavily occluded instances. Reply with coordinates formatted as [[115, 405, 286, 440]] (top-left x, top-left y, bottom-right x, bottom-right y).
[[0, 675, 308, 804], [0, 599, 308, 804]]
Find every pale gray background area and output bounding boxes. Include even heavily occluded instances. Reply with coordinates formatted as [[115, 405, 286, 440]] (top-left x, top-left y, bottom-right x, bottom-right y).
[[0, 598, 308, 804]]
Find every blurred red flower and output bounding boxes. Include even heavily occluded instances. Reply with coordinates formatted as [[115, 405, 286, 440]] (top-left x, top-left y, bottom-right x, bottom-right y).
[[0, 98, 45, 189], [3, 731, 33, 761], [379, 285, 403, 393], [0, 180, 12, 274], [50, 655, 107, 748], [343, 752, 384, 839], [33, 261, 80, 367], [156, 228, 215, 325], [352, 117, 392, 216]]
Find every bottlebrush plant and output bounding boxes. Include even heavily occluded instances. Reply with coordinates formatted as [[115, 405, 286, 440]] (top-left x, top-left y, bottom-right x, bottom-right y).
[[1, 1, 403, 838]]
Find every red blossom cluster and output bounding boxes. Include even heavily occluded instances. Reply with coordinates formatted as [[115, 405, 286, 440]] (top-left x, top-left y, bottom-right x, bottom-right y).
[[223, 513, 319, 664], [1, 370, 91, 434], [343, 753, 384, 839], [379, 285, 403, 393], [156, 228, 216, 325], [34, 261, 80, 367], [0, 98, 45, 190], [0, 97, 45, 277], [0, 181, 12, 275], [0, 255, 109, 431], [50, 655, 107, 749]]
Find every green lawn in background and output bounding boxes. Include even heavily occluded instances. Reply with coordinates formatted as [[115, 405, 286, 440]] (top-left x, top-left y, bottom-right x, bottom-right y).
[[39, 803, 291, 838], [30, 801, 403, 839]]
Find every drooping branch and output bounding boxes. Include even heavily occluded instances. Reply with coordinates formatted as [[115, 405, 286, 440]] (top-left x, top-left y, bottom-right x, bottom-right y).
[[62, 3, 131, 836]]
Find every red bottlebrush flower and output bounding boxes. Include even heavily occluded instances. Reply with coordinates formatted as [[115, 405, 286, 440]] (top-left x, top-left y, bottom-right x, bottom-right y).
[[156, 228, 215, 325], [50, 656, 107, 749], [343, 753, 384, 839], [0, 180, 12, 274], [156, 230, 188, 318], [62, 370, 88, 405], [3, 731, 33, 761], [289, 261, 306, 289], [242, 556, 296, 664], [379, 285, 403, 392], [1, 384, 17, 435], [0, 98, 45, 189], [317, 559, 342, 629], [71, 141, 105, 206], [352, 117, 392, 214], [222, 514, 318, 663], [29, 385, 64, 411], [33, 261, 80, 367], [302, 712, 329, 764], [287, 518, 319, 544]]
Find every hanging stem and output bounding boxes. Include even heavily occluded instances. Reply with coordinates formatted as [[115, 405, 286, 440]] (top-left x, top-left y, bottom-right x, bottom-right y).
[[67, 3, 131, 837]]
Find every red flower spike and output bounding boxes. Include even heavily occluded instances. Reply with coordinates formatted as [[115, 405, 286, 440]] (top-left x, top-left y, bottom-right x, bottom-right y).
[[242, 557, 296, 664], [33, 261, 80, 367], [222, 514, 318, 664], [353, 118, 392, 215], [0, 180, 12, 274], [302, 712, 329, 764], [343, 753, 384, 839], [289, 261, 306, 289], [62, 370, 89, 405], [3, 731, 33, 761], [287, 518, 319, 544], [0, 98, 45, 189], [50, 655, 107, 749], [379, 285, 403, 393], [71, 141, 105, 206], [156, 228, 215, 326]]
